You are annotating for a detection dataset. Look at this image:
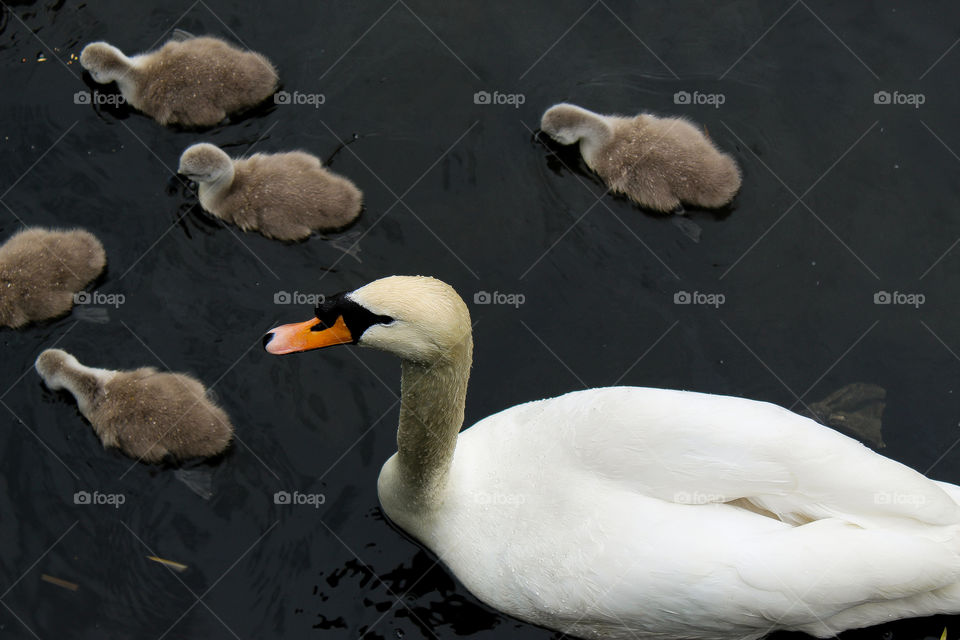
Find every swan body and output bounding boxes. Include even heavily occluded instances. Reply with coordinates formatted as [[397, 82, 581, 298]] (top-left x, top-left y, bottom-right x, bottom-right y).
[[178, 143, 363, 241], [401, 387, 960, 640], [79, 36, 278, 127], [0, 227, 106, 328], [36, 349, 233, 462], [540, 103, 741, 212], [264, 276, 960, 640]]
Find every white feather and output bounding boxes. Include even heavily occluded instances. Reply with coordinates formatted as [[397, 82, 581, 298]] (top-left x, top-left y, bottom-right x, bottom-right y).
[[386, 388, 960, 640]]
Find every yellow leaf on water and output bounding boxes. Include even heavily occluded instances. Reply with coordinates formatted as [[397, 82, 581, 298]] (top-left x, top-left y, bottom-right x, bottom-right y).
[[41, 574, 78, 591], [146, 556, 188, 572]]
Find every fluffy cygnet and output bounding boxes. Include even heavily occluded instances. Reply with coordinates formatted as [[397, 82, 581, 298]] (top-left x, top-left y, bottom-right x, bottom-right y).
[[178, 143, 363, 241], [540, 103, 742, 212], [36, 349, 233, 463], [79, 35, 278, 127], [0, 228, 106, 329]]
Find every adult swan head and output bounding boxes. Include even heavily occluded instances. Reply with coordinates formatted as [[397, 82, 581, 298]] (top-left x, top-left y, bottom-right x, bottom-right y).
[[264, 275, 960, 640]]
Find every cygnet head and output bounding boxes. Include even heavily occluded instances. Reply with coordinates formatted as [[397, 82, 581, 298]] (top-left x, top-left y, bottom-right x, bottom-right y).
[[35, 348, 80, 389], [79, 42, 130, 84], [540, 103, 607, 145], [178, 143, 233, 184], [263, 276, 471, 364]]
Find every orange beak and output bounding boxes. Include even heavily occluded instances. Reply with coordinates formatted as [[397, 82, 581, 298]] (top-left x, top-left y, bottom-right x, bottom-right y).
[[263, 315, 354, 355]]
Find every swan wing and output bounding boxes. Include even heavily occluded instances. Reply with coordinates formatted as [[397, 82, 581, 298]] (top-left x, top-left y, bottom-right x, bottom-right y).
[[470, 387, 960, 527], [438, 387, 960, 637]]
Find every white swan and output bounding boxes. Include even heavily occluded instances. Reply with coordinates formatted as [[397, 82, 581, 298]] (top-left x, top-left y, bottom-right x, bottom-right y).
[[264, 275, 960, 640]]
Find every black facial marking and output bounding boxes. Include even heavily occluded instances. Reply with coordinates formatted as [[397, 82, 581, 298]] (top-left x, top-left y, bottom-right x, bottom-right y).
[[313, 292, 393, 343]]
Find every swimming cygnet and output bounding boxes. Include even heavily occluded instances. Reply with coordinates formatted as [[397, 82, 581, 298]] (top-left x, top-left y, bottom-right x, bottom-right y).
[[35, 349, 233, 463], [79, 35, 278, 127], [178, 143, 363, 241], [0, 228, 106, 329], [540, 103, 741, 212]]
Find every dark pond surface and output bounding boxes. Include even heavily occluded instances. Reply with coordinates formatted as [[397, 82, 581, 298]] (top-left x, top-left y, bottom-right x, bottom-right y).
[[2, 1, 960, 638]]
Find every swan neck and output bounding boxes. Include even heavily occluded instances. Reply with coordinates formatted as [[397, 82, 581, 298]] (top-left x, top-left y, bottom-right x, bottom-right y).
[[395, 337, 472, 509]]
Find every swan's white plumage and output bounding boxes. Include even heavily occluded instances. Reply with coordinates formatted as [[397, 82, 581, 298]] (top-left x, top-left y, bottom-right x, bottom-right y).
[[267, 276, 960, 640], [394, 387, 960, 639]]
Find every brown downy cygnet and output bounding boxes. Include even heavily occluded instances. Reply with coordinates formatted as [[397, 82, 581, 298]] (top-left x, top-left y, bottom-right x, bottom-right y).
[[35, 349, 233, 463], [540, 103, 741, 212], [0, 228, 106, 329], [178, 143, 363, 241], [79, 35, 278, 127]]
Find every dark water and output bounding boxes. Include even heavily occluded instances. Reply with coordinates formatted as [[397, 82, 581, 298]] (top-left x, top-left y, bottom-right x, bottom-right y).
[[2, 1, 960, 638]]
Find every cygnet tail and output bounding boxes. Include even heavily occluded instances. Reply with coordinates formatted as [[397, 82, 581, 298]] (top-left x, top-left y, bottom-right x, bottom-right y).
[[698, 154, 742, 208]]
